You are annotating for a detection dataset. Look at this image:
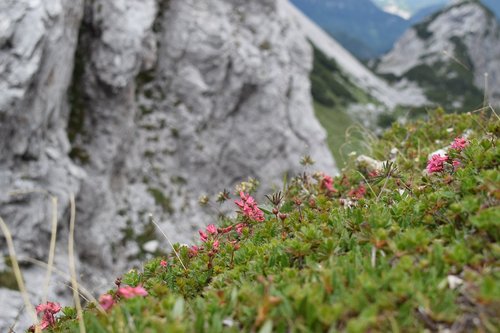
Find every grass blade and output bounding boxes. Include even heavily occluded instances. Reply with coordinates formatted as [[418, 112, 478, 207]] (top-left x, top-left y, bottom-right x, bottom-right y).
[[69, 193, 86, 333]]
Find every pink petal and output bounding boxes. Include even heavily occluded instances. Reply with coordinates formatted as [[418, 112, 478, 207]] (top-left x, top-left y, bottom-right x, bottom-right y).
[[99, 294, 115, 311]]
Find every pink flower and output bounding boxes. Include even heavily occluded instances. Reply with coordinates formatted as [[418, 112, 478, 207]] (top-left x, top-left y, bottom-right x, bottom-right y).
[[235, 223, 245, 235], [190, 245, 199, 256], [453, 159, 461, 170], [348, 184, 366, 199], [426, 154, 449, 173], [99, 294, 115, 311], [235, 192, 265, 222], [118, 285, 148, 299], [34, 301, 61, 330], [213, 240, 220, 250], [36, 302, 62, 315], [450, 137, 469, 151], [206, 224, 218, 235], [199, 230, 208, 242], [160, 260, 167, 267], [321, 174, 335, 192]]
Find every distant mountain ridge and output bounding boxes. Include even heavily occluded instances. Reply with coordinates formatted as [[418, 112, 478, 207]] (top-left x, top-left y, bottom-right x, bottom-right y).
[[372, 0, 448, 17], [374, 0, 500, 109], [292, 0, 500, 60], [290, 0, 409, 59], [284, 1, 427, 108], [374, 0, 500, 18], [284, 1, 428, 163]]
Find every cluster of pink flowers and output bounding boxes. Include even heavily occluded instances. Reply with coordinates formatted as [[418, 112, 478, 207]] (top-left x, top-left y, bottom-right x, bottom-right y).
[[450, 137, 469, 151], [426, 154, 449, 173], [199, 223, 218, 242], [118, 285, 148, 299], [99, 285, 148, 311], [320, 173, 335, 192], [235, 192, 265, 222], [427, 137, 470, 174], [30, 302, 61, 331], [197, 223, 227, 253]]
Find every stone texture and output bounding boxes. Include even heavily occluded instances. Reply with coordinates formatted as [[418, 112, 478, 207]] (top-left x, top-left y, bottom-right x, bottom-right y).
[[0, 1, 85, 330], [0, 0, 336, 329]]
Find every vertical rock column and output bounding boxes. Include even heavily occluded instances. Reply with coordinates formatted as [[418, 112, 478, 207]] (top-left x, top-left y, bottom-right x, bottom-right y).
[[0, 0, 85, 330]]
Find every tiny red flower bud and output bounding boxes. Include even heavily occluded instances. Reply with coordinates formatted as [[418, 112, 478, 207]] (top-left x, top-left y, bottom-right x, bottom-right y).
[[199, 230, 208, 242], [219, 225, 233, 233]]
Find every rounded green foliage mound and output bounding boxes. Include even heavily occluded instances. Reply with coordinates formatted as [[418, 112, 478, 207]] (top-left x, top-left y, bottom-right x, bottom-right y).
[[45, 111, 499, 332]]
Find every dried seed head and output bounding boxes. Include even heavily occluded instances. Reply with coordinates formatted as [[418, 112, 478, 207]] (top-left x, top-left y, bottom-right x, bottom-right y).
[[199, 195, 209, 206], [300, 155, 315, 166]]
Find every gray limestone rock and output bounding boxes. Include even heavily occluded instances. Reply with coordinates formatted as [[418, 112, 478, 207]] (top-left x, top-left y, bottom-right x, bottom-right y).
[[0, 0, 336, 330]]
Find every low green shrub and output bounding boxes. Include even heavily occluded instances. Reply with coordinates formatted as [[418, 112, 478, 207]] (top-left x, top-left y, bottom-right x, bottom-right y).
[[37, 111, 499, 332]]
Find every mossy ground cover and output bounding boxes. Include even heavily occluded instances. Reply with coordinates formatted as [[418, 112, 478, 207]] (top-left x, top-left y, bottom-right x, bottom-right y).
[[37, 111, 499, 332]]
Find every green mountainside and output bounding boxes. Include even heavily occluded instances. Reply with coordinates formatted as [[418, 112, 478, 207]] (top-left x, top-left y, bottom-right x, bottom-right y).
[[310, 45, 378, 167], [31, 110, 499, 333]]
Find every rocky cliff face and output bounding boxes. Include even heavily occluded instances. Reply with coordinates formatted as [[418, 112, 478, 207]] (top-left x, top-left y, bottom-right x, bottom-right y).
[[374, 0, 500, 110], [0, 0, 335, 329]]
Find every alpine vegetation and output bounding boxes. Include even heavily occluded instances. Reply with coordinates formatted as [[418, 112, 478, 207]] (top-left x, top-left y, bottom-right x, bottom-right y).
[[23, 110, 499, 332]]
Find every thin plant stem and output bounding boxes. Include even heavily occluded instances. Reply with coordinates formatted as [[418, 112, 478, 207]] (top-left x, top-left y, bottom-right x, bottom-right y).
[[0, 216, 39, 329], [8, 189, 58, 305], [483, 73, 489, 109], [376, 176, 390, 202], [69, 193, 86, 333], [489, 104, 500, 120], [149, 214, 187, 271], [8, 304, 25, 333], [42, 196, 58, 305], [371, 246, 377, 268], [470, 106, 490, 114], [18, 257, 100, 308], [355, 171, 377, 198]]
